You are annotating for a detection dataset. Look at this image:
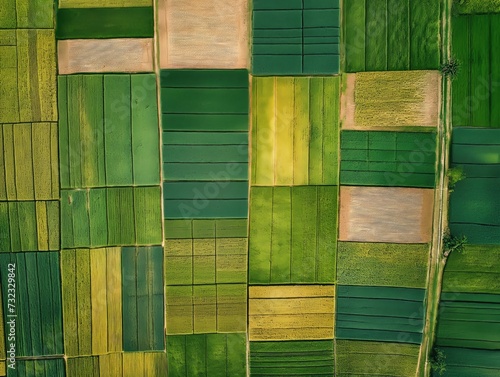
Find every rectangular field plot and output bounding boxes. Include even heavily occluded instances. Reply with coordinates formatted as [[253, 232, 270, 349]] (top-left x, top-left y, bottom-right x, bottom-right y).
[[249, 186, 338, 284], [122, 247, 164, 351], [252, 77, 340, 186], [165, 238, 247, 285], [166, 284, 246, 334], [344, 0, 440, 72], [58, 74, 160, 189], [452, 14, 500, 128], [252, 0, 340, 75], [167, 334, 246, 377], [340, 131, 437, 188], [343, 71, 441, 129], [0, 252, 63, 357], [337, 242, 429, 288], [442, 245, 500, 294], [436, 292, 500, 350], [0, 123, 59, 200], [61, 248, 123, 356], [437, 347, 500, 377], [248, 286, 335, 341], [61, 187, 162, 248], [453, 0, 500, 13], [449, 128, 500, 244], [250, 340, 335, 376], [339, 186, 434, 243], [0, 201, 59, 251], [336, 340, 420, 377], [336, 286, 425, 344], [0, 0, 53, 28], [164, 219, 248, 240], [14, 360, 65, 377], [67, 353, 167, 377], [158, 0, 248, 69], [0, 29, 57, 123]]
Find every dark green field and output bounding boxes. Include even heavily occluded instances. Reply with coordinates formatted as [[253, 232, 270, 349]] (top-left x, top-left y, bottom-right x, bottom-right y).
[[340, 131, 437, 188], [344, 0, 441, 72]]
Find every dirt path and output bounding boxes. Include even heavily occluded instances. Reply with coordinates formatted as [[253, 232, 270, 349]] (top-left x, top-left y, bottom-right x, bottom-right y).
[[416, 0, 453, 376]]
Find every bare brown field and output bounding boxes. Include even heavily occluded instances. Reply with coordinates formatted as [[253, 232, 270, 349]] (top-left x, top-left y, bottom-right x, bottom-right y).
[[343, 71, 441, 129], [339, 186, 434, 243], [58, 39, 154, 74], [158, 0, 248, 69]]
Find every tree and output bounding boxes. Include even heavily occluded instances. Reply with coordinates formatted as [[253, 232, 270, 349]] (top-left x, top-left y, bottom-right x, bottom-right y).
[[443, 228, 467, 257], [447, 166, 466, 191], [430, 348, 447, 376], [440, 58, 460, 79]]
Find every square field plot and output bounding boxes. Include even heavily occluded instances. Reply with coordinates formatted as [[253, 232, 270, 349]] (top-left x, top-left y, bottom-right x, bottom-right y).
[[449, 128, 500, 244], [252, 0, 340, 75], [452, 14, 500, 128], [252, 77, 340, 186], [344, 0, 440, 72], [339, 186, 434, 243], [158, 0, 248, 69], [343, 71, 441, 129]]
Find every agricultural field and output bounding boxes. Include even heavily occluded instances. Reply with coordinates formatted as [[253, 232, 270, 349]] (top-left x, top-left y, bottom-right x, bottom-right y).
[[337, 242, 429, 288], [250, 340, 335, 376], [58, 74, 160, 189], [249, 186, 338, 284], [344, 0, 441, 72], [453, 0, 500, 13], [336, 340, 420, 376], [340, 130, 437, 188], [252, 77, 340, 186], [0, 0, 54, 28], [449, 128, 500, 243], [336, 286, 425, 344], [451, 14, 500, 127], [161, 69, 249, 219], [167, 334, 246, 376], [432, 347, 500, 376], [248, 286, 335, 341], [0, 29, 56, 123], [252, 0, 340, 75], [164, 219, 248, 240], [158, 0, 248, 69], [343, 71, 441, 129], [339, 186, 434, 243]]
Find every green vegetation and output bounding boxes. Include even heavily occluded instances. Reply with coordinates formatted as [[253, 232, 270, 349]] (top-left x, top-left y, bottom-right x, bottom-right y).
[[337, 242, 429, 288], [440, 58, 460, 78], [447, 166, 466, 189], [341, 131, 437, 188], [443, 228, 468, 257], [430, 348, 447, 376], [249, 186, 338, 284], [453, 0, 500, 14], [345, 0, 440, 72]]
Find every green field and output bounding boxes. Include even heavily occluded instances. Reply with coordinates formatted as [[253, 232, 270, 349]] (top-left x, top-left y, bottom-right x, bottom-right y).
[[450, 128, 500, 244], [453, 0, 500, 14], [442, 245, 500, 294], [336, 286, 425, 344], [252, 0, 340, 75], [59, 74, 160, 189], [167, 334, 246, 377], [250, 340, 335, 376], [452, 14, 500, 127], [336, 340, 420, 377], [436, 292, 500, 349], [0, 252, 62, 357], [340, 131, 437, 187], [438, 347, 500, 376], [249, 186, 338, 284], [61, 187, 162, 248], [337, 242, 429, 288], [344, 0, 440, 72]]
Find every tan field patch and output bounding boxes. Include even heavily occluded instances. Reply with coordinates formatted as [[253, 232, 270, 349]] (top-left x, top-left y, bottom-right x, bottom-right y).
[[58, 39, 154, 74], [249, 285, 335, 341], [158, 0, 248, 69], [343, 71, 441, 129], [339, 186, 434, 243]]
